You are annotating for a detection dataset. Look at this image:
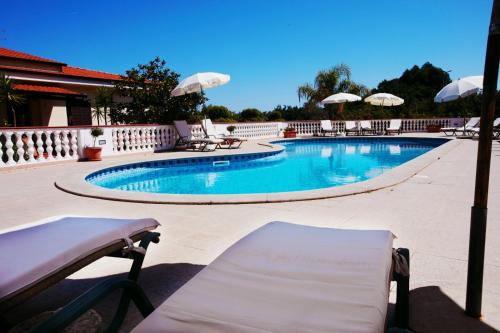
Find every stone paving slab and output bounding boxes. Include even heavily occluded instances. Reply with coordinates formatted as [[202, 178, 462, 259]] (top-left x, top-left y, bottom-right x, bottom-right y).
[[1, 134, 499, 332]]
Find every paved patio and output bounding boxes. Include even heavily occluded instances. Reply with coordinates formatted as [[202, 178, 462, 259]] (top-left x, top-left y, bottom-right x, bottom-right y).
[[1, 134, 499, 332]]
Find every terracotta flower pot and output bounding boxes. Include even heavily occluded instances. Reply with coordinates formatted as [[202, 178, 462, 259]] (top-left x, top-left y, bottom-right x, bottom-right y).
[[284, 131, 297, 138], [84, 147, 102, 161], [426, 124, 442, 133]]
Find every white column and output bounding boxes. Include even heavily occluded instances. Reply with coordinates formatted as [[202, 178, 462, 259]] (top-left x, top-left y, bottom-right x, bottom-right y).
[[44, 130, 54, 161], [15, 131, 26, 165], [112, 129, 118, 153], [124, 129, 131, 152], [53, 130, 62, 160], [117, 129, 123, 153], [70, 130, 78, 159], [5, 132, 15, 166], [35, 131, 44, 162]]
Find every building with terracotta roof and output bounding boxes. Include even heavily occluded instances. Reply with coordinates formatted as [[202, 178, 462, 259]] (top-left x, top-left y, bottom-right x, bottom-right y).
[[0, 47, 123, 127]]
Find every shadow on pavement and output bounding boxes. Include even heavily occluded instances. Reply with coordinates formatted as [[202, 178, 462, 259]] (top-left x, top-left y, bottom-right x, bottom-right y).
[[409, 286, 499, 333], [5, 263, 205, 331]]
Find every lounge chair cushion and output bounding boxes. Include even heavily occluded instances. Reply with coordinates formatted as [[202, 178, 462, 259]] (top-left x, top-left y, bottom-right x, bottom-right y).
[[0, 216, 159, 301], [132, 221, 394, 333]]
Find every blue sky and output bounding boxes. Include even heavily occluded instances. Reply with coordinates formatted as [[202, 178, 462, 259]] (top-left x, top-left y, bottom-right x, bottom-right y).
[[2, 0, 493, 111]]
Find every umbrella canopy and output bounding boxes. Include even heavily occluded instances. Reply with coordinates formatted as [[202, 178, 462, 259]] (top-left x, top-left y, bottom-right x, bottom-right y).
[[434, 76, 483, 103], [321, 92, 361, 104], [364, 93, 404, 106], [171, 72, 230, 97]]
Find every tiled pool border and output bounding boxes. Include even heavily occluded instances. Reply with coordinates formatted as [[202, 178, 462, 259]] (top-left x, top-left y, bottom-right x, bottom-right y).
[[56, 136, 460, 204]]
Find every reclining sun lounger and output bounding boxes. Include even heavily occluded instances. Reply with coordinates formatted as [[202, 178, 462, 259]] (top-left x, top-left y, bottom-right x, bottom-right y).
[[386, 119, 402, 135], [360, 120, 376, 135], [470, 118, 500, 137], [320, 120, 338, 136], [131, 221, 410, 333], [174, 120, 223, 151], [0, 216, 160, 333], [202, 119, 247, 149], [344, 121, 359, 136], [441, 117, 480, 136]]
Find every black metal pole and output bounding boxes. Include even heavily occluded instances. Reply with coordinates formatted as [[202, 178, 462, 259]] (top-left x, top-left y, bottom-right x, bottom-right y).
[[465, 0, 500, 318]]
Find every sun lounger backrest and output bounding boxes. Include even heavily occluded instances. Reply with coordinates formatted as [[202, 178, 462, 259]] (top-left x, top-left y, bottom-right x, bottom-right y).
[[389, 119, 402, 129], [320, 120, 333, 131], [174, 120, 194, 140], [360, 120, 371, 129], [202, 119, 218, 137], [345, 121, 357, 130], [465, 117, 480, 128], [494, 118, 500, 128]]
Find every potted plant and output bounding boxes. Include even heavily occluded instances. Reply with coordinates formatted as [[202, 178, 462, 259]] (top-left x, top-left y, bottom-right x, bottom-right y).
[[426, 123, 442, 133], [226, 125, 236, 135], [84, 127, 104, 161], [283, 126, 297, 138]]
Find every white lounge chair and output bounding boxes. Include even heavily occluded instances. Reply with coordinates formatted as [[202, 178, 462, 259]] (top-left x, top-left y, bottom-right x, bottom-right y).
[[441, 117, 480, 136], [201, 119, 247, 149], [470, 118, 500, 137], [174, 120, 223, 151], [0, 216, 160, 332], [320, 120, 337, 136], [344, 121, 359, 136], [386, 119, 402, 135], [360, 120, 376, 135], [131, 222, 410, 333]]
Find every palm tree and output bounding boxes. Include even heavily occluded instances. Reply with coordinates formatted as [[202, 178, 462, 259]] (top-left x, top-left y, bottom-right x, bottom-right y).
[[93, 86, 114, 125], [297, 64, 369, 118], [0, 74, 26, 127]]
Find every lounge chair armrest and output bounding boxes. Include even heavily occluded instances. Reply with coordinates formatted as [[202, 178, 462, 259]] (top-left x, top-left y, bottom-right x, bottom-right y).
[[31, 278, 154, 333], [392, 247, 410, 329]]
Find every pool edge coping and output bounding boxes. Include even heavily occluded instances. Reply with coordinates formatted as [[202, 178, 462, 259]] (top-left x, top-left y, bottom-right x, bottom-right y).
[[55, 136, 461, 205]]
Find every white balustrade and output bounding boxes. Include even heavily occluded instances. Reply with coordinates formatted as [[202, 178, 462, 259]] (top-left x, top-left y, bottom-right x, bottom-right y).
[[0, 117, 465, 168]]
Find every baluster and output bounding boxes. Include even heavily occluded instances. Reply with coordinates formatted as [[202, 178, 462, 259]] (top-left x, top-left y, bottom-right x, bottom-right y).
[[35, 131, 44, 161], [44, 130, 53, 160], [112, 129, 118, 153], [140, 128, 146, 150], [70, 130, 78, 159], [61, 130, 70, 159], [117, 129, 123, 152], [24, 131, 35, 163], [149, 127, 155, 151], [124, 129, 131, 152], [5, 132, 15, 165], [15, 131, 26, 165], [53, 130, 62, 160]]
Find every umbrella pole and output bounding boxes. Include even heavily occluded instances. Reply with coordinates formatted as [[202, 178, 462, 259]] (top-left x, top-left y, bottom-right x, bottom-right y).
[[465, 0, 499, 318]]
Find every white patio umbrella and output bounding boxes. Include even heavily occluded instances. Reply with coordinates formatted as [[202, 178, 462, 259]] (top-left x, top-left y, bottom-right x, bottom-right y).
[[364, 93, 404, 106], [434, 76, 483, 103], [171, 72, 230, 97], [321, 92, 361, 104], [434, 75, 483, 133], [321, 92, 361, 114]]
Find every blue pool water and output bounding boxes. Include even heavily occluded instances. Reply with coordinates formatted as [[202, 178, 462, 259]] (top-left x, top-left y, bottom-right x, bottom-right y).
[[86, 138, 446, 195]]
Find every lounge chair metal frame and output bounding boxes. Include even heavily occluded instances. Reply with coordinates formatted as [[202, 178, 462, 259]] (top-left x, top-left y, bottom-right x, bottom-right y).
[[174, 120, 222, 152], [201, 119, 247, 149], [0, 231, 160, 333], [344, 121, 359, 136], [441, 117, 480, 137], [393, 248, 410, 329], [21, 243, 410, 332], [319, 120, 338, 137], [174, 135, 221, 152]]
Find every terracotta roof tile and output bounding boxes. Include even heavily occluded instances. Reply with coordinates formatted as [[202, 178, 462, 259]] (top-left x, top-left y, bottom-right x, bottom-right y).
[[13, 84, 82, 95], [62, 66, 123, 81], [0, 47, 65, 65]]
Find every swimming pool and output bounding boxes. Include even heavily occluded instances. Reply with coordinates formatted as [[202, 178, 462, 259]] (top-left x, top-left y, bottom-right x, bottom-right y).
[[86, 138, 446, 195]]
